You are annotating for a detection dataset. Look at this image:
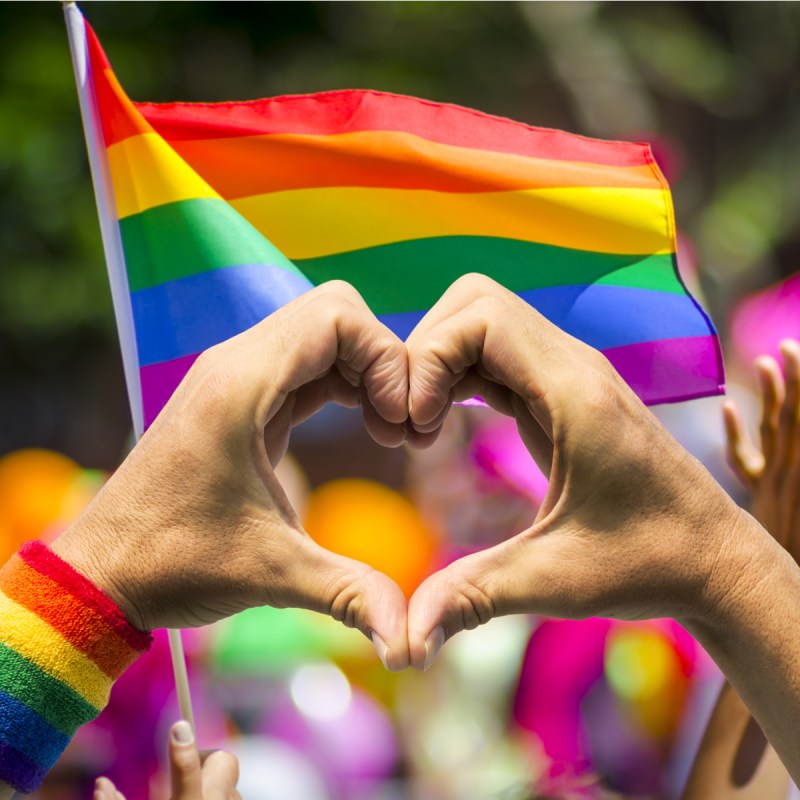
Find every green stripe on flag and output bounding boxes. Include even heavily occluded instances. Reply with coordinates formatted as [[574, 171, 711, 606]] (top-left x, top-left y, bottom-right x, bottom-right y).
[[120, 198, 304, 292], [295, 238, 682, 315]]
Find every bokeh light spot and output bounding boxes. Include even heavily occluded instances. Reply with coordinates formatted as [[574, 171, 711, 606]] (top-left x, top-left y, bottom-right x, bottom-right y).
[[290, 662, 352, 721]]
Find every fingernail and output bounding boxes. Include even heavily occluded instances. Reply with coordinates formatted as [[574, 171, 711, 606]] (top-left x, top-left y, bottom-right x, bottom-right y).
[[371, 631, 390, 670], [171, 719, 194, 745], [424, 626, 445, 671], [95, 777, 114, 800]]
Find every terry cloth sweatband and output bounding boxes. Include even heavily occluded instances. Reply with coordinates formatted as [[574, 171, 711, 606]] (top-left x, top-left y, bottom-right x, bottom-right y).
[[0, 540, 152, 793]]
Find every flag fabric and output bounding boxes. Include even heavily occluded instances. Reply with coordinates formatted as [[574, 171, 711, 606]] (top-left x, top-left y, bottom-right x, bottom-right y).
[[80, 13, 724, 431]]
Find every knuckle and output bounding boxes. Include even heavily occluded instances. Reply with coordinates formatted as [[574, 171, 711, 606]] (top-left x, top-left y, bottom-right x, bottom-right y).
[[172, 746, 200, 774], [308, 290, 349, 322], [443, 572, 495, 632], [321, 278, 358, 294], [325, 568, 373, 633], [451, 272, 499, 295], [467, 293, 504, 319], [315, 279, 362, 305]]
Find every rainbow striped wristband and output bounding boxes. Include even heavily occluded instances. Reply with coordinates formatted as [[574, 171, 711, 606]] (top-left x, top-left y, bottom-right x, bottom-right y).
[[0, 541, 152, 792]]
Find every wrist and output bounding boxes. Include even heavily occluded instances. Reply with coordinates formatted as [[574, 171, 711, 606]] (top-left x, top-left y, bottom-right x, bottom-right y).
[[0, 540, 151, 793], [682, 506, 785, 634], [51, 507, 147, 633]]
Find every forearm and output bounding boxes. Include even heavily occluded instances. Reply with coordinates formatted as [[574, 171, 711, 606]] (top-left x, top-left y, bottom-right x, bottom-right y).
[[685, 513, 800, 786], [682, 681, 788, 800]]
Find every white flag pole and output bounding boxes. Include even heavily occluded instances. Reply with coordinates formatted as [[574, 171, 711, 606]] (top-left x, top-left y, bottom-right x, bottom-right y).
[[62, 0, 143, 437], [62, 1, 195, 732]]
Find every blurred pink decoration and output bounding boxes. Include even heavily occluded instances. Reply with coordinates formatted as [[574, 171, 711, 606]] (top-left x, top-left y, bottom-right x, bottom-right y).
[[513, 617, 714, 796], [471, 417, 549, 503], [636, 132, 686, 183], [80, 629, 227, 798], [261, 682, 398, 800], [731, 273, 800, 369], [514, 618, 611, 782]]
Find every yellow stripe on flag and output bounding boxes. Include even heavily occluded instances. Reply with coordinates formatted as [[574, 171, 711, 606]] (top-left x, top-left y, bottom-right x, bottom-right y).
[[231, 186, 673, 260], [108, 132, 220, 220]]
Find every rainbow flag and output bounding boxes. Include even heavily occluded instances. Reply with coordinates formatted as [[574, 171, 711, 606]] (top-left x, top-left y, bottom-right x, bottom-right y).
[[71, 9, 723, 433]]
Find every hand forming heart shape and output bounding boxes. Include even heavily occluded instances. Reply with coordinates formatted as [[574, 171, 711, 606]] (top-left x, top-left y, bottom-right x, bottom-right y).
[[53, 275, 749, 673]]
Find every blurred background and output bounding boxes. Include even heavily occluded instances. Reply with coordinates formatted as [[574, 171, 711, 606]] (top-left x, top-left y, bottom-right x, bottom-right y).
[[2, 2, 800, 798]]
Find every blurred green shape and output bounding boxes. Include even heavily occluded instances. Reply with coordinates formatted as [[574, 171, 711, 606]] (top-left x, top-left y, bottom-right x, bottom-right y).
[[211, 604, 369, 675]]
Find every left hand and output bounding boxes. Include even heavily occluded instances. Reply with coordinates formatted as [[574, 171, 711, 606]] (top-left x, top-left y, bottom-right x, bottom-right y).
[[54, 281, 411, 669]]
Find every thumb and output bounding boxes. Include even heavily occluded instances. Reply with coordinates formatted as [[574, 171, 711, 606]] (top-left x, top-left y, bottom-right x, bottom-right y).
[[169, 720, 202, 800], [290, 538, 410, 671], [406, 544, 509, 672], [407, 532, 559, 671]]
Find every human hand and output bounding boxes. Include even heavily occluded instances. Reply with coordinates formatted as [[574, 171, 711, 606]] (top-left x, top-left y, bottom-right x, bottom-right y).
[[404, 274, 752, 670], [94, 721, 239, 800], [53, 281, 411, 670], [722, 339, 800, 557]]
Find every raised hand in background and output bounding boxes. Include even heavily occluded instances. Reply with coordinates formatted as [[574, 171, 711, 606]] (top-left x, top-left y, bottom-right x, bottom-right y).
[[681, 340, 800, 800]]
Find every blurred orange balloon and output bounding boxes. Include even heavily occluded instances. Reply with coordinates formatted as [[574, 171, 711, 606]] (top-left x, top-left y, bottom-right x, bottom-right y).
[[304, 479, 438, 598], [0, 449, 83, 562]]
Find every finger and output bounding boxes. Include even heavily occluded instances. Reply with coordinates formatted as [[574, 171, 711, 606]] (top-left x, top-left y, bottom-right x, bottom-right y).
[[406, 533, 533, 671], [360, 385, 408, 448], [722, 399, 763, 487], [405, 272, 504, 349], [755, 356, 783, 466], [95, 777, 122, 800], [312, 281, 409, 429], [219, 281, 409, 433], [200, 750, 240, 800], [407, 274, 603, 436], [777, 340, 800, 469], [262, 371, 362, 463], [288, 537, 410, 671], [169, 720, 203, 800]]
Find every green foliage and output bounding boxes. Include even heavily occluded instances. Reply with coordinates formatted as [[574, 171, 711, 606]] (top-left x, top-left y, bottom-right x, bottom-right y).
[[2, 1, 800, 448]]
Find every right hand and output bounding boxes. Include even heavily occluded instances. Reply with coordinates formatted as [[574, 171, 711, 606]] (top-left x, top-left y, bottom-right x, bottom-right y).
[[405, 274, 758, 670], [53, 281, 411, 670]]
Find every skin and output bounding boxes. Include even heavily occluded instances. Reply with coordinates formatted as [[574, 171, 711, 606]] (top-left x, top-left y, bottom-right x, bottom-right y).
[[403, 275, 800, 787], [682, 339, 800, 800], [94, 721, 240, 800], [50, 280, 413, 670], [4, 276, 800, 794]]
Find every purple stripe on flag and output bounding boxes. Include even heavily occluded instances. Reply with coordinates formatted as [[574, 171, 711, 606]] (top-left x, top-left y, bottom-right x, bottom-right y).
[[140, 335, 724, 433], [140, 353, 201, 429], [602, 335, 725, 405]]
